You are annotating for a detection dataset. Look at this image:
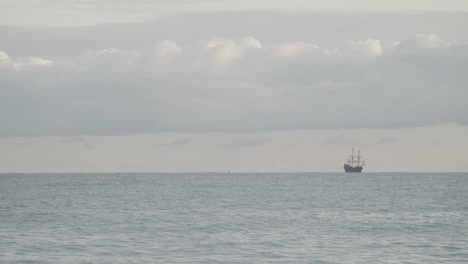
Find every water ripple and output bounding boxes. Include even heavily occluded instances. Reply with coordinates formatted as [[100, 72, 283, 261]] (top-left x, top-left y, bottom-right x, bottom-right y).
[[1, 172, 467, 263]]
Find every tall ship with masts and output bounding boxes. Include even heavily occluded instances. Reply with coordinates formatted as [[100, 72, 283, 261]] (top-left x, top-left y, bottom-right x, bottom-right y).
[[344, 148, 365, 173]]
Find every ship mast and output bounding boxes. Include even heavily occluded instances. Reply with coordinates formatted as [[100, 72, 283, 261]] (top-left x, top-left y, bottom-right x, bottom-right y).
[[347, 148, 364, 167], [344, 148, 365, 171], [357, 149, 361, 166]]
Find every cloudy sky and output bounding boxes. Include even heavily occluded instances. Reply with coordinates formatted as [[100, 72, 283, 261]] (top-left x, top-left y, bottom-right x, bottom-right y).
[[1, 0, 467, 172]]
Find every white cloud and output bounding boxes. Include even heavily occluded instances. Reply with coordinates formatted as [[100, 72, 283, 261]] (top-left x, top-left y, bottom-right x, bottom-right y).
[[198, 37, 381, 64], [155, 40, 183, 57], [0, 50, 53, 70], [0, 51, 9, 60], [86, 48, 141, 67], [269, 42, 337, 58], [90, 48, 141, 58], [394, 33, 450, 52], [95, 48, 120, 55], [201, 37, 262, 64], [13, 57, 53, 70], [0, 50, 12, 68], [414, 33, 447, 48], [242, 37, 262, 49], [346, 39, 383, 57], [271, 42, 318, 58]]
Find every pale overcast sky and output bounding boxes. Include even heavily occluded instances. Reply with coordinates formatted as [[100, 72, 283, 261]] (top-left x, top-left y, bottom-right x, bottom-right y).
[[1, 0, 467, 172]]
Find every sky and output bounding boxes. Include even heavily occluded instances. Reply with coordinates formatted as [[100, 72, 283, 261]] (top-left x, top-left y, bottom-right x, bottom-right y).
[[1, 0, 468, 172]]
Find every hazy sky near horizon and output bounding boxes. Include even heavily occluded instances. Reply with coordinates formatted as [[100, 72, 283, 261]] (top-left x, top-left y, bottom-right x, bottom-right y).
[[1, 0, 468, 172]]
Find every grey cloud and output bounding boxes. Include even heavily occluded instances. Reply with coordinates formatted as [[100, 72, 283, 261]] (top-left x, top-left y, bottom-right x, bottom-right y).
[[325, 135, 347, 145], [60, 137, 85, 143], [1, 11, 467, 56], [59, 137, 94, 149], [158, 138, 192, 147], [16, 141, 33, 146], [1, 11, 467, 137], [1, 1, 467, 14], [377, 137, 398, 144], [324, 134, 358, 145], [60, 137, 95, 149], [223, 137, 272, 148]]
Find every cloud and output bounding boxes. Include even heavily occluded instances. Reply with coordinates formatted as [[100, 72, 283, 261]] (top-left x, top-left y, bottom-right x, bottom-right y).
[[0, 51, 13, 68], [325, 134, 346, 145], [81, 48, 141, 75], [269, 42, 336, 58], [87, 48, 141, 63], [0, 50, 53, 71], [158, 138, 191, 147], [412, 33, 448, 48], [2, 0, 468, 18], [223, 137, 272, 148], [324, 134, 359, 145], [0, 21, 467, 137], [377, 137, 398, 144], [60, 137, 85, 144], [393, 33, 450, 52], [155, 40, 183, 57], [345, 39, 383, 57], [13, 57, 53, 70], [201, 37, 262, 64]]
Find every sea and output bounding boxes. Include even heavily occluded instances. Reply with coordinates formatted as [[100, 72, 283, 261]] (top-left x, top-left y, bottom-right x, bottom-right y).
[[1, 173, 467, 263]]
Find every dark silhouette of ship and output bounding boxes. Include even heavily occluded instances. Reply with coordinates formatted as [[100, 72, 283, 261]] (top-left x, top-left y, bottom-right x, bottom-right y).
[[344, 148, 365, 173]]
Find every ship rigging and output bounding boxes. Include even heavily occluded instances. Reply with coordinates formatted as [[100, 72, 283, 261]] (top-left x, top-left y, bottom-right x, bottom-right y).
[[344, 148, 365, 173]]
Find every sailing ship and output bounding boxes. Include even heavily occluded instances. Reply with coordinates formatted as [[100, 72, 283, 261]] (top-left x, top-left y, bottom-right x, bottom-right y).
[[344, 148, 365, 173]]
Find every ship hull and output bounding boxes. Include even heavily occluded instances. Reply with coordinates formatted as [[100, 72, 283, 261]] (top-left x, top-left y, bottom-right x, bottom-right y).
[[344, 164, 363, 173]]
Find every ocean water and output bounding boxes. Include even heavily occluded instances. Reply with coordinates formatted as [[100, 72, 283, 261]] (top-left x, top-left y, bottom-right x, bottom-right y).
[[1, 173, 467, 263]]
